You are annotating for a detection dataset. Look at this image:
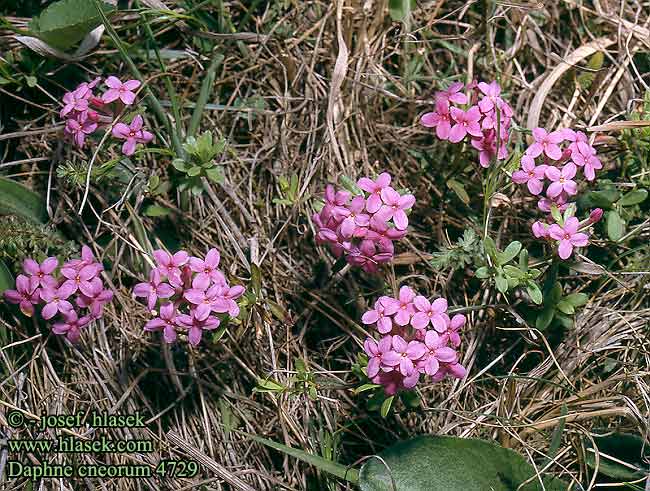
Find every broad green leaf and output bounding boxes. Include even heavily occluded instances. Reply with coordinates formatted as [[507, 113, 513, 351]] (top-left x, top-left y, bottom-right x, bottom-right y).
[[28, 0, 115, 50], [0, 259, 14, 295], [447, 179, 470, 205], [247, 434, 359, 483], [618, 189, 648, 206], [187, 165, 202, 177], [483, 236, 498, 262], [172, 158, 190, 172], [536, 305, 555, 331], [549, 283, 563, 305], [556, 300, 575, 315], [606, 210, 625, 241], [143, 204, 171, 217], [585, 433, 649, 480], [359, 436, 568, 491], [205, 166, 224, 184], [388, 0, 415, 23], [526, 283, 543, 305], [254, 378, 285, 393], [564, 292, 588, 307], [0, 177, 48, 223], [474, 266, 490, 279], [499, 241, 522, 264], [495, 274, 508, 294], [583, 189, 619, 209]]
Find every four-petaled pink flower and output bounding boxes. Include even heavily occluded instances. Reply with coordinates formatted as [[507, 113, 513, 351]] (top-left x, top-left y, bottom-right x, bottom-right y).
[[571, 141, 602, 181], [532, 221, 550, 239], [177, 310, 221, 346], [23, 257, 58, 289], [364, 336, 399, 378], [133, 269, 175, 310], [189, 248, 226, 286], [412, 296, 448, 332], [112, 115, 154, 156], [60, 264, 101, 297], [386, 335, 426, 376], [546, 162, 578, 198], [383, 286, 415, 326], [76, 278, 113, 318], [144, 302, 179, 343], [419, 330, 457, 376], [60, 86, 89, 117], [477, 81, 502, 113], [442, 314, 465, 348], [64, 115, 98, 148], [362, 297, 398, 333], [377, 187, 415, 230], [153, 249, 189, 286], [102, 76, 141, 105], [339, 196, 370, 238], [526, 128, 564, 160], [548, 217, 589, 260], [512, 155, 547, 195], [40, 283, 75, 320], [52, 310, 90, 343], [421, 100, 453, 140], [4, 274, 40, 316], [449, 106, 482, 143], [357, 173, 391, 213], [436, 82, 468, 105]]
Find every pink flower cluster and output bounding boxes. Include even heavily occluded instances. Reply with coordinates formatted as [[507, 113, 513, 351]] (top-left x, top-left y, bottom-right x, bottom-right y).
[[420, 81, 513, 167], [312, 172, 415, 273], [2, 246, 113, 343], [133, 248, 245, 346], [362, 286, 467, 395], [60, 76, 153, 156], [512, 128, 604, 259]]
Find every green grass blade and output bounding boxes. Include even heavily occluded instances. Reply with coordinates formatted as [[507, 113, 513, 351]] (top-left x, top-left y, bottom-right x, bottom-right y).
[[0, 177, 48, 223]]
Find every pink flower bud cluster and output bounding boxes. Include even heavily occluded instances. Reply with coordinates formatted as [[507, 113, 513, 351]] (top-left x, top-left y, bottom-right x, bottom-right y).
[[60, 76, 153, 156], [3, 246, 113, 343], [420, 81, 514, 167], [312, 172, 415, 274], [133, 248, 245, 346], [362, 286, 467, 395], [512, 128, 604, 259]]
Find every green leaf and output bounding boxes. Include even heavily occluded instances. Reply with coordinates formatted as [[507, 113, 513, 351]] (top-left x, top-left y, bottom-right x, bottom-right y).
[[359, 436, 568, 491], [536, 305, 555, 331], [187, 165, 202, 177], [0, 259, 14, 295], [503, 265, 524, 279], [447, 179, 470, 205], [205, 166, 224, 184], [618, 189, 648, 206], [606, 210, 625, 241], [143, 204, 171, 217], [339, 175, 362, 195], [556, 300, 575, 315], [550, 204, 563, 224], [247, 434, 359, 483], [526, 283, 543, 305], [483, 236, 498, 262], [0, 177, 48, 223], [254, 378, 286, 393], [380, 396, 394, 418], [29, 0, 115, 50], [172, 158, 190, 172], [495, 274, 508, 294], [583, 189, 619, 209], [250, 264, 262, 300], [388, 0, 415, 22], [564, 292, 588, 307], [585, 433, 650, 480], [474, 266, 490, 279]]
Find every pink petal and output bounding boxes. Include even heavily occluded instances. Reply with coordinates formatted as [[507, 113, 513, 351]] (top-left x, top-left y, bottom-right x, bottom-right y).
[[557, 240, 573, 260]]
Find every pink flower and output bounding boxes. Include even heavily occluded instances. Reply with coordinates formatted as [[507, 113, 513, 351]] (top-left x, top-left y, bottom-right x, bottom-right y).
[[4, 274, 40, 316], [211, 285, 245, 317], [365, 220, 407, 248], [177, 310, 221, 346], [382, 286, 416, 326], [441, 314, 465, 348], [357, 173, 391, 213], [112, 115, 154, 156], [432, 360, 467, 381], [436, 82, 467, 105], [545, 162, 578, 198], [64, 114, 98, 147], [571, 142, 602, 181], [477, 81, 502, 113], [376, 187, 415, 230], [411, 296, 448, 332], [538, 194, 569, 213], [322, 185, 351, 221], [76, 278, 113, 318], [384, 335, 426, 376], [40, 283, 76, 320], [532, 221, 550, 239], [102, 76, 141, 105], [512, 155, 547, 195], [60, 88, 89, 117], [153, 249, 189, 286], [144, 302, 179, 343], [189, 249, 227, 286], [421, 100, 453, 140], [449, 106, 482, 143], [471, 129, 508, 168], [362, 297, 398, 334], [548, 217, 589, 260], [60, 264, 101, 297], [339, 196, 370, 238], [364, 336, 400, 378], [527, 128, 564, 160], [133, 269, 175, 310], [418, 331, 457, 376], [23, 257, 58, 289], [52, 310, 90, 343]]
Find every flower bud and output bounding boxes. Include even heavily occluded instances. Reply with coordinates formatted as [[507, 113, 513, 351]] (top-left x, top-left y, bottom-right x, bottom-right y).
[[589, 208, 603, 223]]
